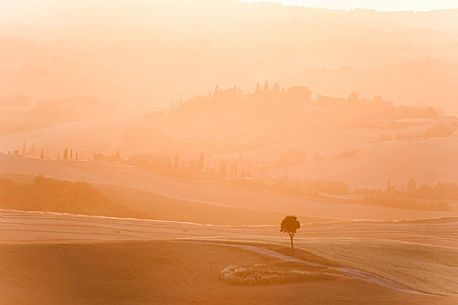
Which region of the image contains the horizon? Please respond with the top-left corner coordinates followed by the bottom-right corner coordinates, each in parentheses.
top-left (244, 0), bottom-right (458, 12)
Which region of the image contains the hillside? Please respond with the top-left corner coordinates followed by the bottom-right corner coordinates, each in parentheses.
top-left (0, 175), bottom-right (139, 218)
top-left (0, 174), bottom-right (325, 225)
top-left (1, 156), bottom-right (457, 221)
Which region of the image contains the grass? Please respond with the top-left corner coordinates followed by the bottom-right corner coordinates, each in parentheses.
top-left (220, 261), bottom-right (339, 285)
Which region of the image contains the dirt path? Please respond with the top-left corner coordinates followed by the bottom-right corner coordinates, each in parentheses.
top-left (335, 267), bottom-right (431, 295)
top-left (207, 242), bottom-right (434, 296)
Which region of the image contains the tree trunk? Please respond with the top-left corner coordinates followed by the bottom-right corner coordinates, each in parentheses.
top-left (290, 234), bottom-right (294, 249)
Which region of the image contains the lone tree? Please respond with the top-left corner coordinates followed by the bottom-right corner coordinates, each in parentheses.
top-left (280, 216), bottom-right (300, 249)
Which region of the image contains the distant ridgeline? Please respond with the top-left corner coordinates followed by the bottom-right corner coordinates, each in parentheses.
top-left (0, 175), bottom-right (453, 213)
top-left (32, 96), bottom-right (117, 123)
top-left (167, 84), bottom-right (438, 133)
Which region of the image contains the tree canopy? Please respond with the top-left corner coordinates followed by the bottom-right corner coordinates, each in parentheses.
top-left (280, 216), bottom-right (300, 249)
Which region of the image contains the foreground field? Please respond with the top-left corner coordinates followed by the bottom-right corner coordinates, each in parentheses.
top-left (2, 241), bottom-right (451, 305)
top-left (1, 210), bottom-right (457, 304)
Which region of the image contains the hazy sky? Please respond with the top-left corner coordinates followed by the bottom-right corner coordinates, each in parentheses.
top-left (1, 1), bottom-right (458, 22)
top-left (246, 0), bottom-right (458, 11)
